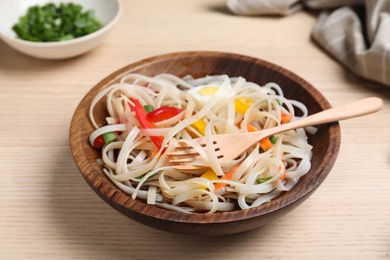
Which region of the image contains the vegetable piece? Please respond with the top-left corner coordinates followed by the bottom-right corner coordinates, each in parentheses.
top-left (151, 149), bottom-right (159, 159)
top-left (201, 169), bottom-right (219, 180)
top-left (247, 124), bottom-right (273, 152)
top-left (279, 163), bottom-right (287, 181)
top-left (246, 123), bottom-right (258, 133)
top-left (256, 163), bottom-right (286, 184)
top-left (135, 172), bottom-right (158, 180)
top-left (256, 176), bottom-right (272, 184)
top-left (93, 135), bottom-right (105, 148)
top-left (143, 105), bottom-right (154, 113)
top-left (214, 165), bottom-right (240, 192)
top-left (235, 97), bottom-right (254, 114)
top-left (128, 98), bottom-right (136, 111)
top-left (269, 135), bottom-right (277, 144)
top-left (189, 119), bottom-right (207, 136)
top-left (102, 131), bottom-right (117, 144)
top-left (260, 138), bottom-right (273, 152)
top-left (281, 111), bottom-right (293, 124)
top-left (147, 106), bottom-right (184, 123)
top-left (12, 3), bottom-right (103, 42)
top-left (133, 99), bottom-right (164, 149)
top-left (200, 170), bottom-right (219, 189)
top-left (93, 132), bottom-right (116, 148)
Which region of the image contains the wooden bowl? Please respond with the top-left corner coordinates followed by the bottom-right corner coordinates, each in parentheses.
top-left (69, 51), bottom-right (341, 236)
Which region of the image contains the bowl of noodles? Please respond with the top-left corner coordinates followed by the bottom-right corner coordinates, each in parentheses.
top-left (69, 51), bottom-right (341, 236)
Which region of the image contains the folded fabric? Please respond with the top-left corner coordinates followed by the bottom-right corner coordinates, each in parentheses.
top-left (226, 0), bottom-right (390, 87)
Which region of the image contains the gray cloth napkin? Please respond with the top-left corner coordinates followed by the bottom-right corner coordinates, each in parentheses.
top-left (226, 0), bottom-right (390, 87)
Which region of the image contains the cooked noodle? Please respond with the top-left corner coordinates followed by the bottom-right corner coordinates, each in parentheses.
top-left (89, 73), bottom-right (314, 213)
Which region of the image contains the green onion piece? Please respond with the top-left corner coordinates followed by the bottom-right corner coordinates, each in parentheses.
top-left (143, 104), bottom-right (154, 113)
top-left (102, 131), bottom-right (117, 144)
top-left (276, 99), bottom-right (281, 105)
top-left (136, 172), bottom-right (158, 179)
top-left (269, 136), bottom-right (277, 144)
top-left (256, 176), bottom-right (272, 184)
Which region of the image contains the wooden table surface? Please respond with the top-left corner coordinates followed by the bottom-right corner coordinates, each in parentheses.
top-left (1, 1), bottom-right (389, 259)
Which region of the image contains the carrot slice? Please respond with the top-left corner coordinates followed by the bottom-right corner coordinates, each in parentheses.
top-left (151, 149), bottom-right (159, 159)
top-left (278, 163), bottom-right (287, 181)
top-left (246, 123), bottom-right (259, 133)
top-left (214, 165), bottom-right (240, 192)
top-left (247, 124), bottom-right (273, 152)
top-left (281, 111), bottom-right (292, 124)
top-left (260, 138), bottom-right (273, 151)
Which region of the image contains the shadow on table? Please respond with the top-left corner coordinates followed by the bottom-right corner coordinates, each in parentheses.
top-left (0, 38), bottom-right (97, 72)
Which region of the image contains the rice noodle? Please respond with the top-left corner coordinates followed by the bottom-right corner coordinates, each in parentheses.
top-left (89, 74), bottom-right (315, 213)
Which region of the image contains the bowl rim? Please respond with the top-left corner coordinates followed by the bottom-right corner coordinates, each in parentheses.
top-left (0, 0), bottom-right (122, 47)
top-left (69, 51), bottom-right (341, 225)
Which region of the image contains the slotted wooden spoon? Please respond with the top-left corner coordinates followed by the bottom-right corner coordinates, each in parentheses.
top-left (169, 97), bottom-right (383, 170)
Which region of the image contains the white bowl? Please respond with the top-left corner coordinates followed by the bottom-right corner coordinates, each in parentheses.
top-left (0, 0), bottom-right (121, 59)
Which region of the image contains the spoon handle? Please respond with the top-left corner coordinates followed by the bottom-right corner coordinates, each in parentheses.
top-left (260, 97), bottom-right (383, 137)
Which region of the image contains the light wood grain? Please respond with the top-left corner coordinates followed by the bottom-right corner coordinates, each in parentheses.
top-left (1, 0), bottom-right (389, 258)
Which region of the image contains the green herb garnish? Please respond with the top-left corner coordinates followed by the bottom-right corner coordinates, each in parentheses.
top-left (12, 3), bottom-right (103, 42)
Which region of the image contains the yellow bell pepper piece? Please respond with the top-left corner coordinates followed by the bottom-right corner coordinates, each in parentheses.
top-left (235, 97), bottom-right (254, 114)
top-left (200, 169), bottom-right (219, 189)
top-left (190, 119), bottom-right (206, 136)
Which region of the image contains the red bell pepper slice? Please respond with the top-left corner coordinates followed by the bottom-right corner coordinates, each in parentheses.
top-left (147, 106), bottom-right (184, 123)
top-left (133, 99), bottom-right (164, 149)
top-left (128, 98), bottom-right (137, 111)
top-left (93, 135), bottom-right (105, 148)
